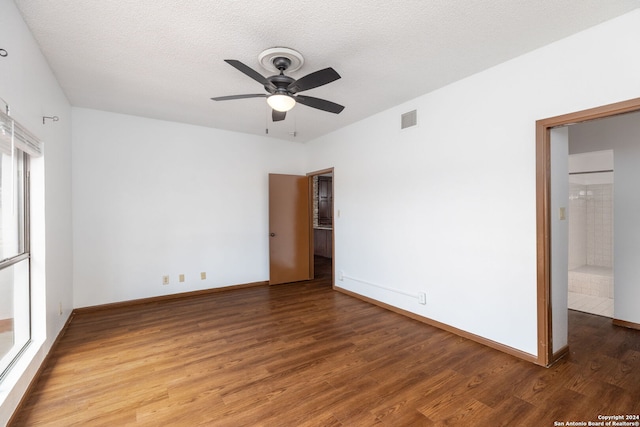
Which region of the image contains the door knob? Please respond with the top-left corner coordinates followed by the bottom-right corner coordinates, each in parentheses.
top-left (270, 233), bottom-right (276, 237)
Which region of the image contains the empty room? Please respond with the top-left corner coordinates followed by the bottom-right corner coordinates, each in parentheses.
top-left (1, 0), bottom-right (640, 425)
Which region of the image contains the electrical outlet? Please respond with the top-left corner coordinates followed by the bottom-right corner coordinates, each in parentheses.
top-left (59, 302), bottom-right (63, 315)
top-left (338, 270), bottom-right (344, 281)
top-left (418, 292), bottom-right (427, 305)
top-left (162, 275), bottom-right (170, 285)
top-left (179, 274), bottom-right (185, 283)
top-left (200, 272), bottom-right (206, 280)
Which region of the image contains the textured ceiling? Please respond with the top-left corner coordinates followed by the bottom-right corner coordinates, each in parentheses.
top-left (14, 0), bottom-right (640, 142)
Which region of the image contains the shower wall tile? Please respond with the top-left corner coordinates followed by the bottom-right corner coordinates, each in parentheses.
top-left (569, 183), bottom-right (588, 270)
top-left (586, 184), bottom-right (613, 268)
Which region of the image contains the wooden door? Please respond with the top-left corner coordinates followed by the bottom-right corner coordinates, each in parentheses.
top-left (269, 174), bottom-right (311, 285)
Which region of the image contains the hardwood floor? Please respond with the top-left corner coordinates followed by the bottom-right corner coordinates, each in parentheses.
top-left (10, 259), bottom-right (640, 426)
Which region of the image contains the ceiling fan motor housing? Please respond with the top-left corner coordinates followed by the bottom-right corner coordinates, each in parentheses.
top-left (272, 57), bottom-right (291, 71)
top-left (267, 72), bottom-right (295, 94)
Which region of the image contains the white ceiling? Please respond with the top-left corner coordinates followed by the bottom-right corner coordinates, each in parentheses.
top-left (14, 0), bottom-right (640, 142)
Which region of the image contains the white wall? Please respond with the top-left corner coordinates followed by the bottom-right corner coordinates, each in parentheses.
top-left (550, 127), bottom-right (569, 353)
top-left (0, 0), bottom-right (73, 422)
top-left (72, 108), bottom-right (307, 307)
top-left (569, 112), bottom-right (640, 325)
top-left (307, 9), bottom-right (640, 356)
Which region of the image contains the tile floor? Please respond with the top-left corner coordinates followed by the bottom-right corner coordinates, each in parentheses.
top-left (568, 291), bottom-right (613, 318)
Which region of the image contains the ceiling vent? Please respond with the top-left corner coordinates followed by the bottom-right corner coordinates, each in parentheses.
top-left (401, 110), bottom-right (417, 129)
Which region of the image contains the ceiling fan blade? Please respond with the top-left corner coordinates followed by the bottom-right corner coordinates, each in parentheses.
top-left (288, 68), bottom-right (341, 93)
top-left (295, 95), bottom-right (345, 114)
top-left (211, 94), bottom-right (267, 101)
top-left (224, 60), bottom-right (275, 91)
top-left (272, 109), bottom-right (286, 122)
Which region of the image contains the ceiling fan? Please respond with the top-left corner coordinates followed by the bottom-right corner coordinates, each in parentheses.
top-left (211, 49), bottom-right (344, 122)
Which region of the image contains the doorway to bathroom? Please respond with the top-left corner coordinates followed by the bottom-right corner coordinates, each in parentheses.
top-left (567, 151), bottom-right (614, 318)
top-left (536, 96), bottom-right (640, 367)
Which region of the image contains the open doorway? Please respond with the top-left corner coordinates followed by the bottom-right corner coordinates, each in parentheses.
top-left (567, 150), bottom-right (614, 318)
top-left (307, 168), bottom-right (334, 283)
top-left (536, 97), bottom-right (640, 366)
top-left (267, 169), bottom-right (334, 286)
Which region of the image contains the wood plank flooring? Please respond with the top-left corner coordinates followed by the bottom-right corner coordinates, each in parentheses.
top-left (10, 258), bottom-right (640, 426)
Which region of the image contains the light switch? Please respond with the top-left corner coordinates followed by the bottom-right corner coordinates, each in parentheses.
top-left (559, 207), bottom-right (566, 220)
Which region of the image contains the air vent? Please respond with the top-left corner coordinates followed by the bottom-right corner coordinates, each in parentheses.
top-left (401, 110), bottom-right (417, 129)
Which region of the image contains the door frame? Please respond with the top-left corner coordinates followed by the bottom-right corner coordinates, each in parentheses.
top-left (307, 167), bottom-right (335, 286)
top-left (536, 97), bottom-right (640, 366)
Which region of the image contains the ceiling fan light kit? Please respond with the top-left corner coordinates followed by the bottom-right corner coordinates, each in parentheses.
top-left (267, 94), bottom-right (296, 112)
top-left (211, 47), bottom-right (344, 122)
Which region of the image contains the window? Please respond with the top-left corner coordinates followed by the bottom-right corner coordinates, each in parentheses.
top-left (0, 108), bottom-right (38, 381)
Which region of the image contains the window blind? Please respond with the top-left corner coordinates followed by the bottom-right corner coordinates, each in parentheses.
top-left (0, 109), bottom-right (43, 157)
